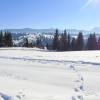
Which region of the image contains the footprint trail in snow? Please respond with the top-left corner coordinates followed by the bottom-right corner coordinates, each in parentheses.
top-left (70, 65), bottom-right (84, 100)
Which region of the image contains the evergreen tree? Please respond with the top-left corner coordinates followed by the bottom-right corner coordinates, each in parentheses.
top-left (97, 37), bottom-right (100, 50)
top-left (36, 37), bottom-right (42, 48)
top-left (59, 30), bottom-right (68, 51)
top-left (52, 29), bottom-right (59, 50)
top-left (4, 31), bottom-right (7, 46)
top-left (67, 34), bottom-right (71, 50)
top-left (86, 34), bottom-right (92, 50)
top-left (0, 31), bottom-right (3, 47)
top-left (4, 31), bottom-right (13, 47)
top-left (87, 33), bottom-right (97, 50)
top-left (71, 37), bottom-right (76, 51)
top-left (63, 30), bottom-right (68, 50)
top-left (76, 32), bottom-right (84, 50)
top-left (92, 33), bottom-right (97, 50)
top-left (46, 43), bottom-right (49, 49)
top-left (23, 38), bottom-right (29, 47)
top-left (59, 33), bottom-right (64, 51)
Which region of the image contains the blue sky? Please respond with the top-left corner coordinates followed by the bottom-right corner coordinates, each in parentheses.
top-left (0, 0), bottom-right (99, 30)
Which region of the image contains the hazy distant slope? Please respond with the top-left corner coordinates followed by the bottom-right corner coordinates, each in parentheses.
top-left (2, 28), bottom-right (91, 34)
top-left (91, 27), bottom-right (100, 33)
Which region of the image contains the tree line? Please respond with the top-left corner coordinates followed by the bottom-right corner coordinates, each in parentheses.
top-left (0, 29), bottom-right (99, 51)
top-left (0, 31), bottom-right (13, 47)
top-left (51, 29), bottom-right (99, 51)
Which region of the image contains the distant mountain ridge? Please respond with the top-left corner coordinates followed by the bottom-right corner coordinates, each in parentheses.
top-left (1, 27), bottom-right (100, 34)
top-left (2, 28), bottom-right (55, 33)
top-left (91, 27), bottom-right (100, 33)
top-left (1, 28), bottom-right (90, 34)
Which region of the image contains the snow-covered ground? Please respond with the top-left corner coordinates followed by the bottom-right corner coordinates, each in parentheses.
top-left (0, 48), bottom-right (100, 100)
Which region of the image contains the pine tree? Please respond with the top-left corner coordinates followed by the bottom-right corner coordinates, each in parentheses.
top-left (86, 34), bottom-right (92, 50)
top-left (4, 31), bottom-right (13, 47)
top-left (0, 31), bottom-right (3, 47)
top-left (23, 38), bottom-right (29, 47)
top-left (92, 33), bottom-right (97, 50)
top-left (52, 29), bottom-right (59, 50)
top-left (46, 43), bottom-right (49, 49)
top-left (76, 32), bottom-right (84, 50)
top-left (71, 37), bottom-right (76, 51)
top-left (67, 34), bottom-right (71, 50)
top-left (4, 31), bottom-right (8, 46)
top-left (59, 33), bottom-right (64, 51)
top-left (63, 30), bottom-right (68, 50)
top-left (59, 30), bottom-right (68, 51)
top-left (87, 34), bottom-right (97, 50)
top-left (97, 37), bottom-right (100, 50)
top-left (36, 37), bottom-right (42, 48)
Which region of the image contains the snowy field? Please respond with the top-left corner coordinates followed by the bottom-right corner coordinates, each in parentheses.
top-left (0, 48), bottom-right (100, 100)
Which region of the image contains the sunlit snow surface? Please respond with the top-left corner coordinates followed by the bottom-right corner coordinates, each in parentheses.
top-left (0, 48), bottom-right (100, 100)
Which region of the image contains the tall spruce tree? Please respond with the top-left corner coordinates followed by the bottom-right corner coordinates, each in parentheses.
top-left (76, 32), bottom-right (84, 50)
top-left (92, 33), bottom-right (97, 50)
top-left (0, 31), bottom-right (3, 47)
top-left (4, 31), bottom-right (13, 47)
top-left (87, 34), bottom-right (97, 50)
top-left (59, 33), bottom-right (64, 51)
top-left (23, 38), bottom-right (29, 47)
top-left (71, 37), bottom-right (76, 51)
top-left (67, 34), bottom-right (71, 50)
top-left (52, 29), bottom-right (59, 50)
top-left (63, 30), bottom-right (68, 50)
top-left (98, 37), bottom-right (100, 50)
top-left (59, 30), bottom-right (68, 51)
top-left (87, 34), bottom-right (92, 50)
top-left (36, 37), bottom-right (42, 48)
